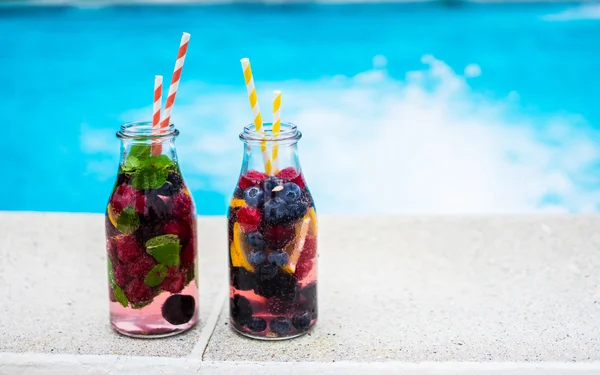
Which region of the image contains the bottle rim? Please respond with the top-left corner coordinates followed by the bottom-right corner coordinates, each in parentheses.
top-left (117, 121), bottom-right (179, 140)
top-left (240, 122), bottom-right (302, 143)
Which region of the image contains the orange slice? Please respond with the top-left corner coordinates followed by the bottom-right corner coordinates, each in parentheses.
top-left (230, 222), bottom-right (254, 272)
top-left (230, 199), bottom-right (247, 208)
top-left (282, 215), bottom-right (311, 274)
top-left (107, 203), bottom-right (119, 228)
top-left (308, 207), bottom-right (318, 236)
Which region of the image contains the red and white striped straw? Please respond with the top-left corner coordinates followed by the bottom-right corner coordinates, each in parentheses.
top-left (151, 75), bottom-right (163, 156)
top-left (160, 32), bottom-right (190, 130)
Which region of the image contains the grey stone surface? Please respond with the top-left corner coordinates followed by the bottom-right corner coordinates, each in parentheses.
top-left (203, 215), bottom-right (600, 362)
top-left (0, 212), bottom-right (227, 357)
top-left (2, 213), bottom-right (600, 363)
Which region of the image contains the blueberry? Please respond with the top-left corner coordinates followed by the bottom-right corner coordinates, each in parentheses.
top-left (268, 250), bottom-right (289, 266)
top-left (231, 267), bottom-right (255, 291)
top-left (270, 317), bottom-right (292, 335)
top-left (263, 198), bottom-right (288, 225)
top-left (277, 182), bottom-right (301, 204)
top-left (230, 295), bottom-right (253, 326)
top-left (246, 317), bottom-right (267, 332)
top-left (292, 311), bottom-right (313, 330)
top-left (287, 201), bottom-right (308, 221)
top-left (257, 263), bottom-right (279, 281)
top-left (243, 186), bottom-right (264, 207)
top-left (249, 250), bottom-right (266, 265)
top-left (162, 295), bottom-right (195, 325)
top-left (264, 177), bottom-right (281, 196)
top-left (246, 231), bottom-right (265, 250)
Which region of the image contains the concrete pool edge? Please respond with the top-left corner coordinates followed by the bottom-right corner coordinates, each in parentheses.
top-left (2, 353), bottom-right (600, 375)
top-left (2, 213), bottom-right (600, 367)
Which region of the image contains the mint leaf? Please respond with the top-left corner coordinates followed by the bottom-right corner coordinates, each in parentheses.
top-left (112, 285), bottom-right (129, 307)
top-left (146, 234), bottom-right (181, 266)
top-left (131, 299), bottom-right (153, 309)
top-left (122, 155), bottom-right (141, 173)
top-left (116, 206), bottom-right (139, 235)
top-left (144, 264), bottom-right (168, 287)
top-left (107, 259), bottom-right (128, 307)
top-left (141, 155), bottom-right (173, 170)
top-left (122, 145), bottom-right (150, 173)
top-left (130, 145), bottom-right (151, 159)
top-left (132, 168), bottom-right (168, 190)
top-left (186, 266), bottom-right (195, 286)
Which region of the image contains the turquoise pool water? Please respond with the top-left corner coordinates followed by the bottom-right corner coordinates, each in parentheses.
top-left (2, 3), bottom-right (600, 214)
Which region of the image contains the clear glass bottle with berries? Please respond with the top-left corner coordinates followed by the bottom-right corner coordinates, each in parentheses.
top-left (228, 122), bottom-right (318, 340)
top-left (106, 121), bottom-right (198, 338)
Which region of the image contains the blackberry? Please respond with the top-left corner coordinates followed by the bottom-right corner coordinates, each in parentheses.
top-left (162, 294), bottom-right (195, 325)
top-left (231, 267), bottom-right (256, 291)
top-left (230, 295), bottom-right (253, 326)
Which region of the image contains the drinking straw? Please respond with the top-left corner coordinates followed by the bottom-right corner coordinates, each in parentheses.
top-left (161, 32), bottom-right (191, 130)
top-left (240, 58), bottom-right (271, 174)
top-left (271, 90), bottom-right (282, 173)
top-left (153, 32), bottom-right (191, 155)
top-left (151, 75), bottom-right (163, 156)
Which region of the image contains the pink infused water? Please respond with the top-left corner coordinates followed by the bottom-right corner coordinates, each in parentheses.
top-left (106, 122), bottom-right (198, 338)
top-left (228, 167), bottom-right (318, 339)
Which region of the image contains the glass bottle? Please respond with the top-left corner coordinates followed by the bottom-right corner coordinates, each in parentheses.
top-left (105, 121), bottom-right (198, 338)
top-left (228, 122), bottom-right (318, 340)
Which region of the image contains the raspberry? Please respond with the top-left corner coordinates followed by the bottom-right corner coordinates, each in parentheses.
top-left (295, 236), bottom-right (317, 280)
top-left (161, 268), bottom-right (186, 293)
top-left (294, 259), bottom-right (313, 280)
top-left (124, 279), bottom-right (154, 305)
top-left (127, 255), bottom-right (156, 279)
top-left (301, 235), bottom-right (317, 260)
top-left (264, 224), bottom-right (295, 249)
top-left (276, 167), bottom-right (306, 189)
top-left (163, 219), bottom-right (191, 244)
top-left (238, 170), bottom-right (266, 190)
top-left (236, 206), bottom-right (262, 232)
top-left (107, 237), bottom-right (118, 261)
top-left (133, 194), bottom-right (146, 214)
top-left (110, 185), bottom-right (137, 213)
top-left (116, 235), bottom-right (143, 263)
top-left (276, 167), bottom-right (298, 180)
top-left (180, 238), bottom-right (195, 266)
top-left (114, 263), bottom-right (130, 287)
top-left (172, 193), bottom-right (193, 218)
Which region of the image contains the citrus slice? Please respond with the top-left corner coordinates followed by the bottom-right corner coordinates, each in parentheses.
top-left (230, 222), bottom-right (254, 272)
top-left (308, 207), bottom-right (317, 236)
top-left (107, 203), bottom-right (119, 228)
top-left (282, 215), bottom-right (310, 274)
top-left (230, 199), bottom-right (247, 208)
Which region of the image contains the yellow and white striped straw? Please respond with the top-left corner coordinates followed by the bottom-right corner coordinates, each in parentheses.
top-left (271, 90), bottom-right (282, 173)
top-left (240, 58), bottom-right (271, 174)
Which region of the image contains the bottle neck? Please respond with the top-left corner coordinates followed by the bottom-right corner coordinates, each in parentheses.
top-left (117, 121), bottom-right (180, 167)
top-left (241, 141), bottom-right (301, 176)
top-left (239, 121), bottom-right (303, 176)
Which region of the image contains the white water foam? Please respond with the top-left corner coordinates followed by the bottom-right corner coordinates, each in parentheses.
top-left (543, 4), bottom-right (600, 21)
top-left (83, 55), bottom-right (600, 214)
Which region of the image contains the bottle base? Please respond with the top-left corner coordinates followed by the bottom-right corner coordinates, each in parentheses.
top-left (111, 320), bottom-right (197, 339)
top-left (230, 323), bottom-right (315, 341)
